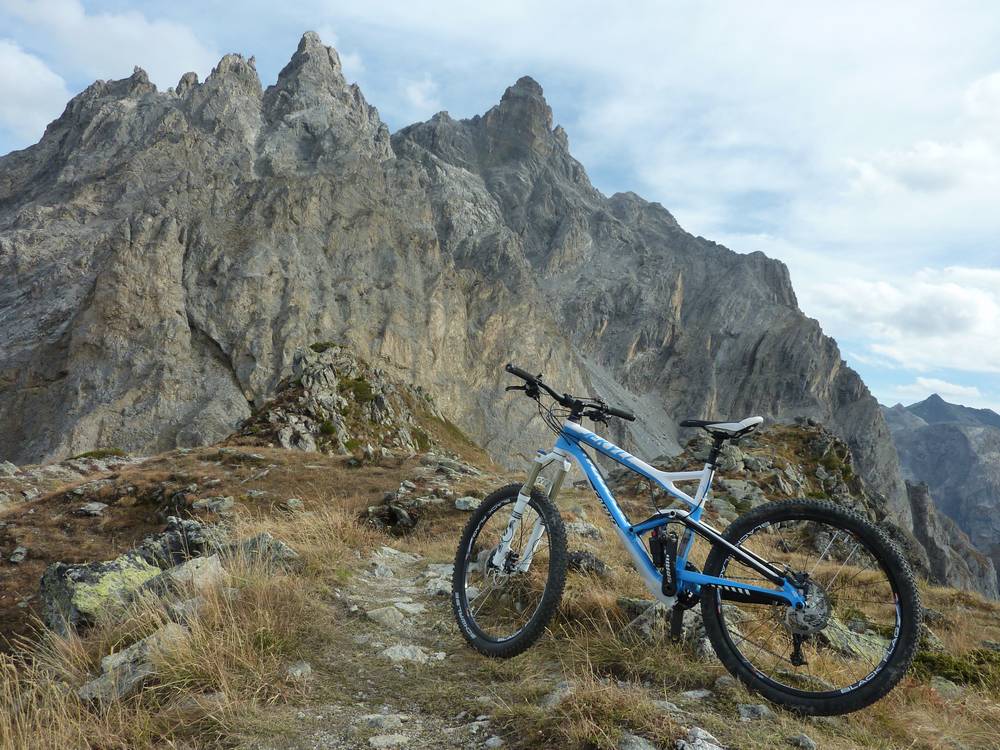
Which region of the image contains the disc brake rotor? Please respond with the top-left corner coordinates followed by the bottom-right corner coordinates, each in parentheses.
top-left (784, 582), bottom-right (832, 635)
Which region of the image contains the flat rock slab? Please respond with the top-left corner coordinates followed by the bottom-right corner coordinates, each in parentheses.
top-left (380, 643), bottom-right (445, 664)
top-left (80, 622), bottom-right (188, 703)
top-left (367, 606), bottom-right (408, 629)
top-left (143, 554), bottom-right (226, 595)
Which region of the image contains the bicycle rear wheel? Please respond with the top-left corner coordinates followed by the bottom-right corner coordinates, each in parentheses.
top-left (452, 483), bottom-right (567, 658)
top-left (701, 499), bottom-right (921, 715)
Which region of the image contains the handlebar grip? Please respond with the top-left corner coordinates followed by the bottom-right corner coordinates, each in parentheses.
top-left (606, 405), bottom-right (636, 421)
top-left (505, 363), bottom-right (536, 382)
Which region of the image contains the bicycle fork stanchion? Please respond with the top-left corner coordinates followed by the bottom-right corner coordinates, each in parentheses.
top-left (491, 450), bottom-right (571, 571)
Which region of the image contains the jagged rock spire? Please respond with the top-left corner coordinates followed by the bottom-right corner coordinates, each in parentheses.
top-left (260, 32), bottom-right (391, 168)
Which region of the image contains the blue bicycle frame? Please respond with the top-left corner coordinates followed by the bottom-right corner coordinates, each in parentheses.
top-left (492, 419), bottom-right (805, 610)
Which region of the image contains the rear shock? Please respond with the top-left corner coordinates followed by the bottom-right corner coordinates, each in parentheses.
top-left (649, 528), bottom-right (679, 597)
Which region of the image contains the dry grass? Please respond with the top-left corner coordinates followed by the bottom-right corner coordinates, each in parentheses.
top-left (2, 441), bottom-right (1000, 749)
top-left (0, 501), bottom-right (378, 750)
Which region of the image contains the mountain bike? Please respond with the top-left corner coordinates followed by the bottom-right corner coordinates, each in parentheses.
top-left (451, 364), bottom-right (921, 715)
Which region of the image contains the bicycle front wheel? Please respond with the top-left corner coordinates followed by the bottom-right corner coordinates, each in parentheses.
top-left (451, 483), bottom-right (567, 658)
top-left (701, 499), bottom-right (921, 715)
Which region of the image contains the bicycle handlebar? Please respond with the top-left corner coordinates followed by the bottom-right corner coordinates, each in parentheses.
top-left (504, 363), bottom-right (636, 422)
top-left (605, 404), bottom-right (636, 422)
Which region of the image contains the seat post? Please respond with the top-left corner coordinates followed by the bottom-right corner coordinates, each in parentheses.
top-left (706, 435), bottom-right (726, 469)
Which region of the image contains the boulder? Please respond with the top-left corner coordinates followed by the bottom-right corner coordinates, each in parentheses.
top-left (40, 551), bottom-right (161, 634)
top-left (142, 554), bottom-right (226, 595)
top-left (135, 516), bottom-right (223, 569)
top-left (191, 496), bottom-right (235, 514)
top-left (817, 616), bottom-right (889, 662)
top-left (566, 550), bottom-right (609, 577)
top-left (675, 727), bottom-right (725, 750)
top-left (77, 623), bottom-right (187, 702)
top-left (218, 532), bottom-right (300, 568)
top-left (566, 521), bottom-right (602, 540)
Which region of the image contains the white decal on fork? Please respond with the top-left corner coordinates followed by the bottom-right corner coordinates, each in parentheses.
top-left (491, 491), bottom-right (531, 568)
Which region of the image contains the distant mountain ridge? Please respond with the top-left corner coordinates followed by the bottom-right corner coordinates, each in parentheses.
top-left (901, 393), bottom-right (1000, 430)
top-left (884, 394), bottom-right (1000, 593)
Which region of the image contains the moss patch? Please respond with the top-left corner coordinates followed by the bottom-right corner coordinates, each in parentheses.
top-left (914, 648), bottom-right (1000, 692)
top-left (309, 341), bottom-right (339, 353)
top-left (72, 448), bottom-right (126, 460)
top-left (340, 377), bottom-right (376, 404)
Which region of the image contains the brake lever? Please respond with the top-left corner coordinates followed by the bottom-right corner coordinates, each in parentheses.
top-left (505, 385), bottom-right (526, 392)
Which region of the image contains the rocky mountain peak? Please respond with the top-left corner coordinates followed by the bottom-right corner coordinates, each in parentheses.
top-left (205, 53), bottom-right (261, 87)
top-left (275, 31), bottom-right (347, 91)
top-left (260, 32), bottom-right (391, 169)
top-left (476, 74), bottom-right (563, 162)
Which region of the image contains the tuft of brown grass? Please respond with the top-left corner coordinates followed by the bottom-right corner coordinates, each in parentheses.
top-left (0, 503), bottom-right (376, 749)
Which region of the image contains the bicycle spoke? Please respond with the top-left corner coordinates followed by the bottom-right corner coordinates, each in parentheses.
top-left (458, 496), bottom-right (552, 641)
top-left (716, 515), bottom-right (900, 696)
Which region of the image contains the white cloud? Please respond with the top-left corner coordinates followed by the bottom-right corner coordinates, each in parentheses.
top-left (401, 74), bottom-right (440, 116)
top-left (0, 39), bottom-right (70, 140)
top-left (1, 0), bottom-right (219, 89)
top-left (802, 266), bottom-right (1000, 375)
top-left (893, 377), bottom-right (982, 402)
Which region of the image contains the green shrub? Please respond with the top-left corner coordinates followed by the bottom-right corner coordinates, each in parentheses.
top-left (914, 648), bottom-right (1000, 689)
top-left (72, 448), bottom-right (126, 459)
top-left (309, 341), bottom-right (338, 353)
top-left (412, 426), bottom-right (431, 452)
top-left (341, 377), bottom-right (376, 403)
top-left (319, 420), bottom-right (337, 436)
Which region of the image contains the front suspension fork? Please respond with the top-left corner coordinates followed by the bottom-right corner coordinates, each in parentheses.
top-left (490, 450), bottom-right (570, 572)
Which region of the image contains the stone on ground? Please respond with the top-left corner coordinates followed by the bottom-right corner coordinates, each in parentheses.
top-left (787, 733), bottom-right (817, 750)
top-left (40, 551), bottom-right (161, 634)
top-left (619, 731), bottom-right (656, 749)
top-left (78, 622), bottom-right (188, 703)
top-left (143, 554), bottom-right (225, 595)
top-left (380, 643), bottom-right (443, 664)
top-left (454, 496), bottom-right (479, 511)
top-left (367, 606), bottom-right (407, 629)
top-left (738, 703), bottom-right (775, 721)
top-left (368, 733), bottom-right (410, 748)
top-left (675, 726), bottom-right (725, 750)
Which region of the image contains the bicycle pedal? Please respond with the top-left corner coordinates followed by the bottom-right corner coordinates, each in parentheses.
top-left (669, 604), bottom-right (685, 643)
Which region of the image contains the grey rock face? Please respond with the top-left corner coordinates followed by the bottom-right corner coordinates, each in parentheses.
top-left (886, 396), bottom-right (1000, 593)
top-left (907, 481), bottom-right (998, 598)
top-left (0, 33), bottom-right (905, 529)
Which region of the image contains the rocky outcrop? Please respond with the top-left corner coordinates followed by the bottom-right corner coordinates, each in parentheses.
top-left (0, 33), bottom-right (905, 531)
top-left (906, 481), bottom-right (998, 599)
top-left (233, 343), bottom-right (436, 455)
top-left (885, 395), bottom-right (1000, 592)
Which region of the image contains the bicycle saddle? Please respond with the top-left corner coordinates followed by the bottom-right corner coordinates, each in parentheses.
top-left (679, 416), bottom-right (763, 437)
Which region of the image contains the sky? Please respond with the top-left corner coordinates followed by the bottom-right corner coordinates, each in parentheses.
top-left (1, 1), bottom-right (999, 412)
